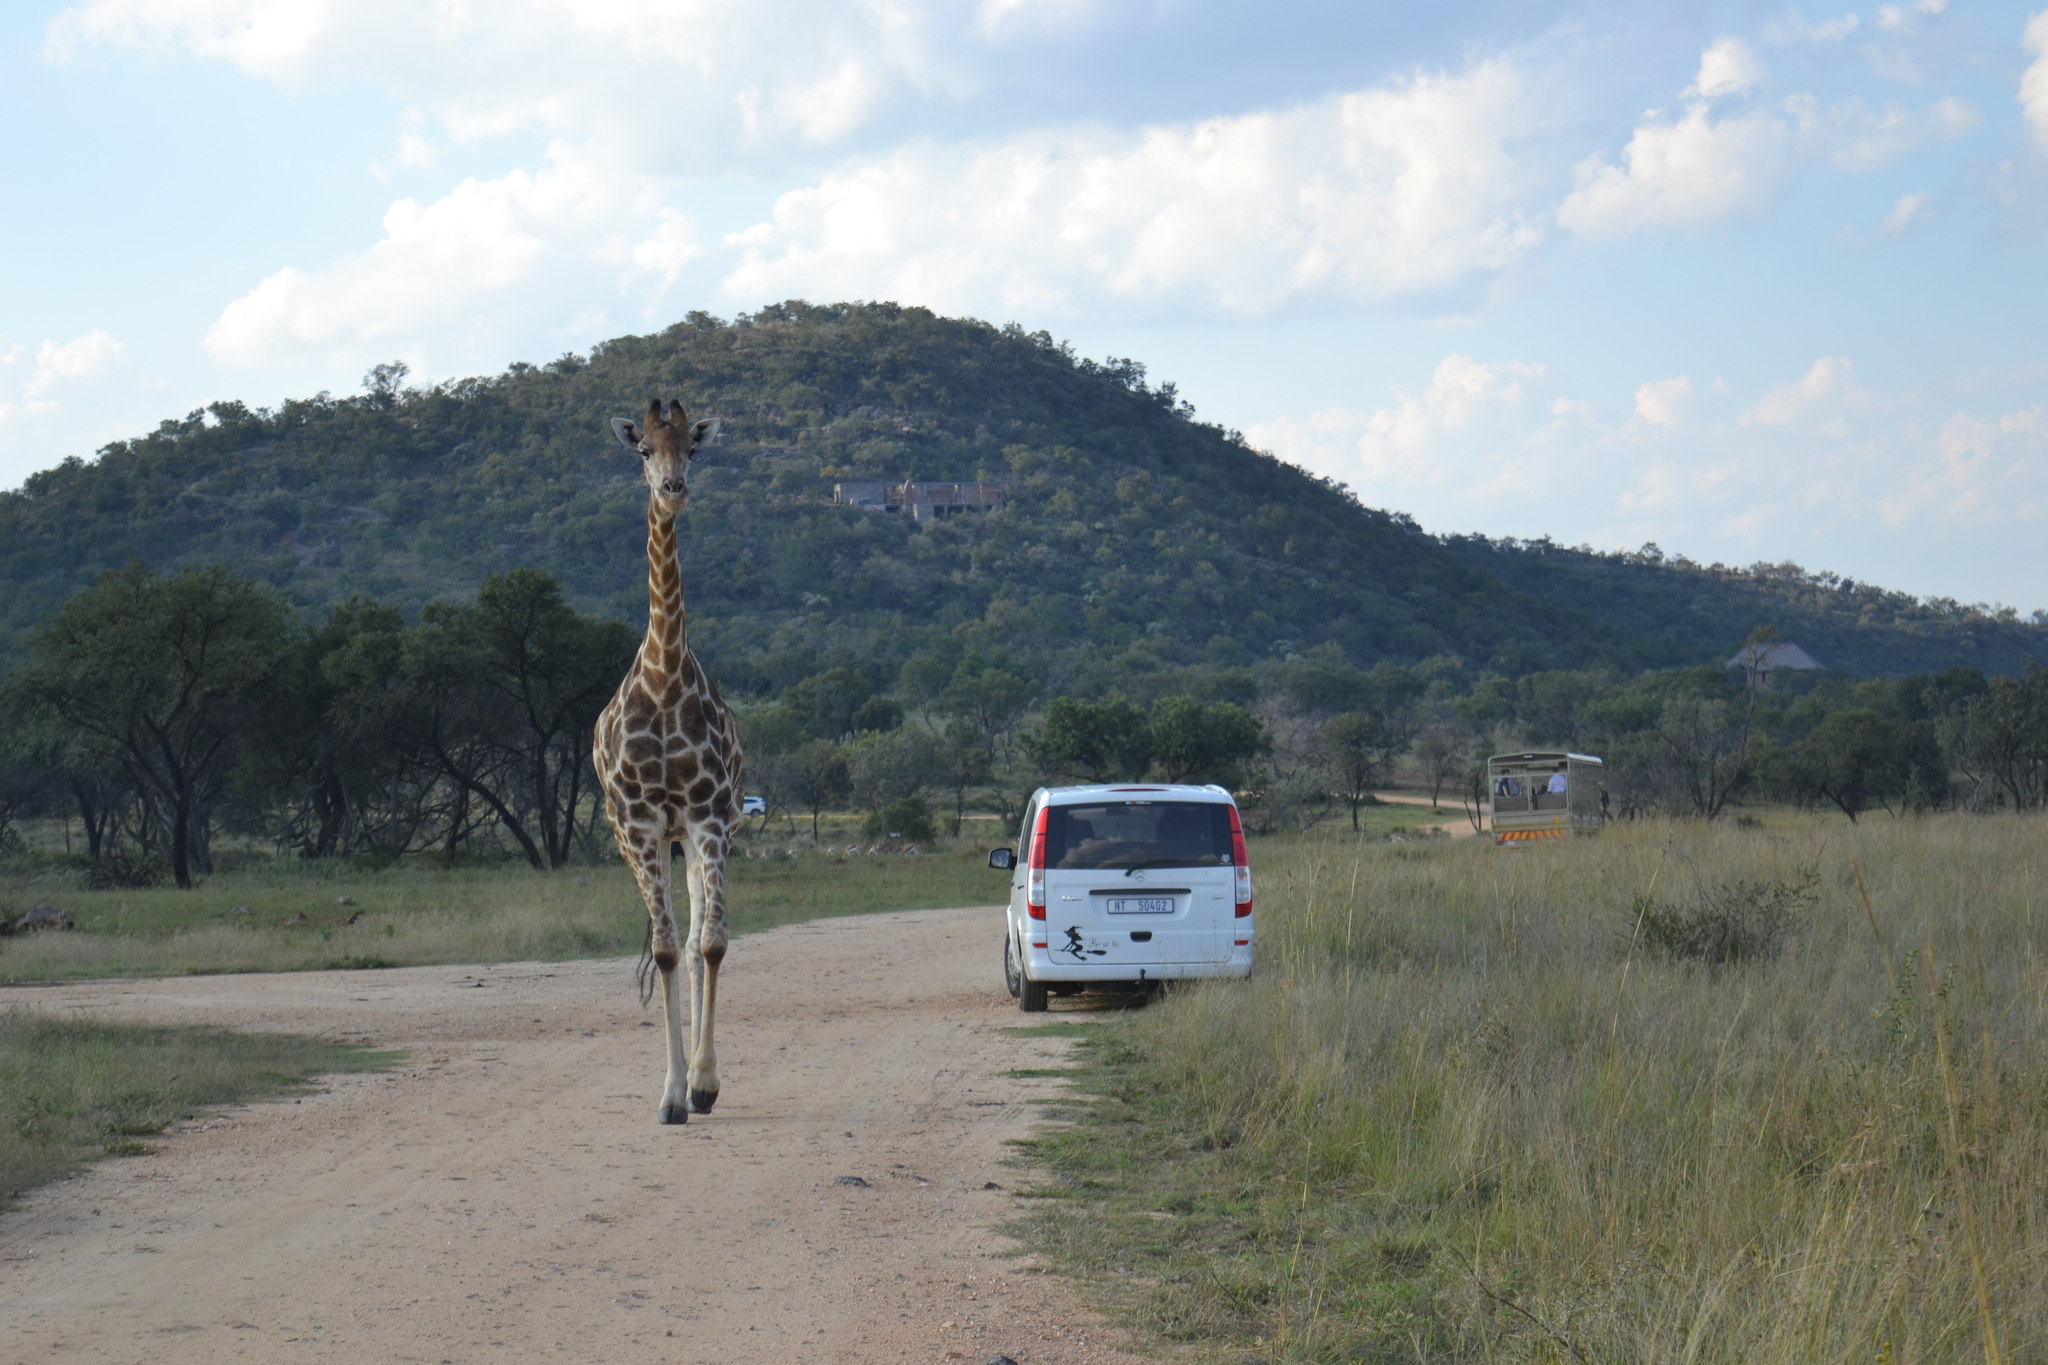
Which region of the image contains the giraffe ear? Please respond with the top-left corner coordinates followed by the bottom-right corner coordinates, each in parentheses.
top-left (689, 418), bottom-right (719, 451)
top-left (611, 418), bottom-right (642, 452)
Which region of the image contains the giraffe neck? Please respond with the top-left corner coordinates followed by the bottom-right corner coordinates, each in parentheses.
top-left (644, 501), bottom-right (688, 672)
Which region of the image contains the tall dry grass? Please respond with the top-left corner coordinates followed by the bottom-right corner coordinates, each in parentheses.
top-left (1114, 814), bottom-right (2048, 1362)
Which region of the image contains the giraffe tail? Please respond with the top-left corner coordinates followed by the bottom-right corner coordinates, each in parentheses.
top-left (636, 915), bottom-right (658, 1008)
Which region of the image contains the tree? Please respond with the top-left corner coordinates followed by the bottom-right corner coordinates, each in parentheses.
top-left (1324, 711), bottom-right (1399, 830)
top-left (1039, 695), bottom-right (1150, 782)
top-left (1946, 663), bottom-right (2048, 812)
top-left (1783, 707), bottom-right (1908, 821)
top-left (1515, 670), bottom-right (1612, 747)
top-left (318, 596), bottom-right (442, 855)
top-left (738, 703), bottom-right (811, 760)
top-left (0, 688), bottom-right (129, 858)
top-left (936, 652), bottom-right (1037, 768)
top-left (848, 725), bottom-right (948, 814)
top-left (19, 562), bottom-right (292, 887)
top-left (1648, 693), bottom-right (1755, 820)
top-left (403, 569), bottom-right (635, 869)
top-left (784, 667), bottom-right (874, 740)
top-left (244, 596), bottom-right (405, 858)
top-left (1413, 715), bottom-right (1474, 808)
top-left (937, 716), bottom-right (992, 836)
top-left (1277, 643), bottom-right (1374, 718)
top-left (1150, 696), bottom-right (1268, 785)
top-left (786, 739), bottom-right (850, 838)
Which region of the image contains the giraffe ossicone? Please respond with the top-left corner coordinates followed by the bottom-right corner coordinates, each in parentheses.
top-left (594, 397), bottom-right (741, 1125)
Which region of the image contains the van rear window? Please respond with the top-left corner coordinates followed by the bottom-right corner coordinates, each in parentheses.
top-left (1046, 802), bottom-right (1233, 870)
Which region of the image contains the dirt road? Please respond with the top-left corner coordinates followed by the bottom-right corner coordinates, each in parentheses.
top-left (0, 908), bottom-right (1148, 1365)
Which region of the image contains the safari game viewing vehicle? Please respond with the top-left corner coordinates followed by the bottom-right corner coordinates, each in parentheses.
top-left (1487, 751), bottom-right (1606, 846)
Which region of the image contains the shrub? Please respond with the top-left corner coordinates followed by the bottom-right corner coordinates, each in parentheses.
top-left (862, 796), bottom-right (935, 843)
top-left (1631, 866), bottom-right (1818, 966)
top-left (80, 848), bottom-right (168, 891)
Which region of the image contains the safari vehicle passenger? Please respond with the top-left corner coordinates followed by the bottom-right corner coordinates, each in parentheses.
top-left (988, 784), bottom-right (1253, 1012)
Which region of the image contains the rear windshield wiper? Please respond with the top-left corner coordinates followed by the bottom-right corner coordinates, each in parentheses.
top-left (1120, 858), bottom-right (1217, 875)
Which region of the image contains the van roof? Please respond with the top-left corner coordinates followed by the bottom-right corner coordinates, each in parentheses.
top-left (1037, 783), bottom-right (1237, 804)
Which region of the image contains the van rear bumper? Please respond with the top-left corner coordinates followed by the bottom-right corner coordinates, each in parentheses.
top-left (1024, 947), bottom-right (1252, 983)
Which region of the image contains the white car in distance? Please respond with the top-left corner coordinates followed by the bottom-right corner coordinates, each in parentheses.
top-left (989, 784), bottom-right (1253, 1012)
top-left (741, 794), bottom-right (767, 817)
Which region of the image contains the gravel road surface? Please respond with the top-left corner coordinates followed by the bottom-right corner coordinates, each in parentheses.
top-left (0, 907), bottom-right (1147, 1365)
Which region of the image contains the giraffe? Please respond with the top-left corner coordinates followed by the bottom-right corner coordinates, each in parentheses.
top-left (595, 398), bottom-right (741, 1125)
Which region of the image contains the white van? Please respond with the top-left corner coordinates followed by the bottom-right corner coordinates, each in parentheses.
top-left (988, 784), bottom-right (1253, 1012)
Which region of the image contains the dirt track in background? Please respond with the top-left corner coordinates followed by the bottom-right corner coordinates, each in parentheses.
top-left (0, 908), bottom-right (1148, 1365)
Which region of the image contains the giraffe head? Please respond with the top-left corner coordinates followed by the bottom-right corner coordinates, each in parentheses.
top-left (611, 399), bottom-right (717, 511)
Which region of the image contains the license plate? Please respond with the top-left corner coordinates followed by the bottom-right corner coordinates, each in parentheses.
top-left (1105, 897), bottom-right (1174, 915)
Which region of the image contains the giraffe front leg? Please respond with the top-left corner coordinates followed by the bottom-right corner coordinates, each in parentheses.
top-left (636, 838), bottom-right (691, 1125)
top-left (683, 846), bottom-right (728, 1113)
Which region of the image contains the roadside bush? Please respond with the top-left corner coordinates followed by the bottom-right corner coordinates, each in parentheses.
top-left (862, 796), bottom-right (935, 843)
top-left (1631, 866), bottom-right (1818, 966)
top-left (80, 848), bottom-right (168, 891)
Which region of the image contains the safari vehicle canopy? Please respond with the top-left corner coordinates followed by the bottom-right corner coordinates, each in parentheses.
top-left (1487, 752), bottom-right (1605, 845)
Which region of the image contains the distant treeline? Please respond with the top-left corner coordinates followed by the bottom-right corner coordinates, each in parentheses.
top-left (2, 561), bottom-right (2043, 888)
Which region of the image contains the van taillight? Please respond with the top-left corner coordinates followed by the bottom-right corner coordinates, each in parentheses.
top-left (1227, 804), bottom-right (1252, 917)
top-left (1026, 805), bottom-right (1049, 919)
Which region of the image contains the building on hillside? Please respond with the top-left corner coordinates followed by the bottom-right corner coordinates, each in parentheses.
top-left (832, 480), bottom-right (1005, 522)
top-left (1726, 641), bottom-right (1824, 689)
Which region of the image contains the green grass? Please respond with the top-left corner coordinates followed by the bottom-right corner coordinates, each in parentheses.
top-left (1009, 811), bottom-right (2048, 1364)
top-left (0, 1010), bottom-right (399, 1207)
top-left (0, 831), bottom-right (1002, 982)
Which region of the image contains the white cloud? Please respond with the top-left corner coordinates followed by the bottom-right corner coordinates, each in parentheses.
top-left (1876, 190), bottom-right (1931, 235)
top-left (722, 58), bottom-right (1554, 315)
top-left (974, 0), bottom-right (1101, 39)
top-left (1634, 376), bottom-right (1693, 425)
top-left (1692, 38), bottom-right (1766, 99)
top-left (1877, 401), bottom-right (2047, 525)
top-left (21, 329), bottom-right (128, 397)
top-left (1243, 354), bottom-right (2048, 608)
top-left (1876, 0), bottom-right (1947, 31)
top-left (1739, 355), bottom-right (1872, 427)
top-left (1830, 97), bottom-right (1976, 170)
top-left (45, 0), bottom-right (977, 165)
top-left (1560, 85), bottom-right (1975, 238)
top-left (46, 0), bottom-right (328, 75)
top-left (1243, 353), bottom-right (1551, 508)
top-left (204, 144), bottom-right (691, 367)
top-left (1559, 101), bottom-right (1808, 237)
top-left (369, 130), bottom-right (437, 181)
top-left (0, 329), bottom-right (137, 468)
top-left (632, 208), bottom-right (703, 285)
top-left (1768, 11), bottom-right (1860, 43)
top-left (2023, 10), bottom-right (2048, 156)
top-left (1358, 354), bottom-right (1545, 466)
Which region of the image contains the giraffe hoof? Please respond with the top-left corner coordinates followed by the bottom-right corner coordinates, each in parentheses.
top-left (657, 1103), bottom-right (689, 1125)
top-left (688, 1088), bottom-right (719, 1114)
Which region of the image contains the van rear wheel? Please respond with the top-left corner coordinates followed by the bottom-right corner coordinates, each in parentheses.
top-left (1003, 936), bottom-right (1022, 999)
top-left (1018, 971), bottom-right (1049, 1013)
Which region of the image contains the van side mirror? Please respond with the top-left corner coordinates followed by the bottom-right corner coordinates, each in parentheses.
top-left (988, 848), bottom-right (1016, 871)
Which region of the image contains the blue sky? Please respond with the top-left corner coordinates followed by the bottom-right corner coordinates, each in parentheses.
top-left (3, 0), bottom-right (2046, 613)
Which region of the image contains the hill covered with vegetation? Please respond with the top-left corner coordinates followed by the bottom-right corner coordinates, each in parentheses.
top-left (3, 300), bottom-right (2038, 687)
